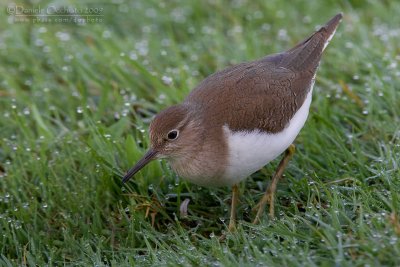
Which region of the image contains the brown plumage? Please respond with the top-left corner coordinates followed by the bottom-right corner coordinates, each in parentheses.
top-left (185, 13), bottom-right (342, 134)
top-left (123, 13), bottom-right (342, 187)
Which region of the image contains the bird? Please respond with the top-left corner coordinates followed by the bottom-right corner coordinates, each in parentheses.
top-left (122, 13), bottom-right (343, 230)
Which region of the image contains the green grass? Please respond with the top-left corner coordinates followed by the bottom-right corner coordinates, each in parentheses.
top-left (1, 0), bottom-right (400, 266)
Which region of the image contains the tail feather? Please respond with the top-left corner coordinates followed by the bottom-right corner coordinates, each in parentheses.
top-left (281, 13), bottom-right (343, 71)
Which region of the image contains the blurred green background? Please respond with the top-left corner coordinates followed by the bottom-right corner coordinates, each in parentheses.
top-left (0, 0), bottom-right (399, 266)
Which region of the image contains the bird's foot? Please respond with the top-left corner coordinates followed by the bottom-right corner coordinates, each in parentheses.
top-left (252, 144), bottom-right (295, 224)
top-left (228, 219), bottom-right (236, 232)
top-left (252, 190), bottom-right (274, 224)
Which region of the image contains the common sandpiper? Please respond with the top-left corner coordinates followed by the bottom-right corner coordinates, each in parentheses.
top-left (122, 13), bottom-right (343, 230)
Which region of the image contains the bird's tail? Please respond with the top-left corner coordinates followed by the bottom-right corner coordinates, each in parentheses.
top-left (281, 13), bottom-right (343, 71)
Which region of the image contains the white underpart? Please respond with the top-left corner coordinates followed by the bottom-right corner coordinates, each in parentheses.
top-left (323, 28), bottom-right (337, 51)
top-left (222, 86), bottom-right (314, 186)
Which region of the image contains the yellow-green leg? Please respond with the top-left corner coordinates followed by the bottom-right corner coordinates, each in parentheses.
top-left (228, 184), bottom-right (239, 231)
top-left (253, 144), bottom-right (296, 224)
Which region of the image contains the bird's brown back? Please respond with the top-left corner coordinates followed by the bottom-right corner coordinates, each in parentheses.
top-left (185, 14), bottom-right (342, 134)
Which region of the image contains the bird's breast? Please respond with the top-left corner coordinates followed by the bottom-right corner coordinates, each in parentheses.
top-left (167, 135), bottom-right (229, 187)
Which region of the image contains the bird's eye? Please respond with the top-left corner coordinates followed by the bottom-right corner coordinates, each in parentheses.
top-left (167, 130), bottom-right (179, 140)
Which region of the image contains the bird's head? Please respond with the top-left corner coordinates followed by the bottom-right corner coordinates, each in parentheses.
top-left (122, 104), bottom-right (202, 182)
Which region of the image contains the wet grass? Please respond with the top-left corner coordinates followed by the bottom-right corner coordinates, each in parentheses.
top-left (1, 0), bottom-right (400, 266)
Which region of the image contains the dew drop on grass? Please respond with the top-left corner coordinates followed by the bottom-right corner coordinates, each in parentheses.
top-left (121, 109), bottom-right (128, 117)
top-left (76, 107), bottom-right (83, 114)
top-left (38, 26), bottom-right (47, 33)
top-left (362, 110), bottom-right (369, 115)
top-left (278, 29), bottom-right (289, 41)
top-left (35, 39), bottom-right (44, 46)
top-left (129, 51), bottom-right (138, 60)
top-left (390, 237), bottom-right (398, 245)
top-left (102, 30), bottom-right (111, 39)
top-left (14, 220), bottom-right (22, 229)
top-left (64, 55), bottom-right (74, 62)
top-left (135, 40), bottom-right (149, 56)
top-left (162, 75), bottom-right (173, 85)
top-left (23, 80), bottom-right (31, 87)
top-left (55, 32), bottom-right (70, 41)
top-left (72, 91), bottom-right (80, 97)
top-left (42, 203), bottom-right (48, 209)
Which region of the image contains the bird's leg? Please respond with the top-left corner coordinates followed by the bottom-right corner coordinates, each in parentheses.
top-left (228, 184), bottom-right (239, 231)
top-left (253, 144), bottom-right (295, 224)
